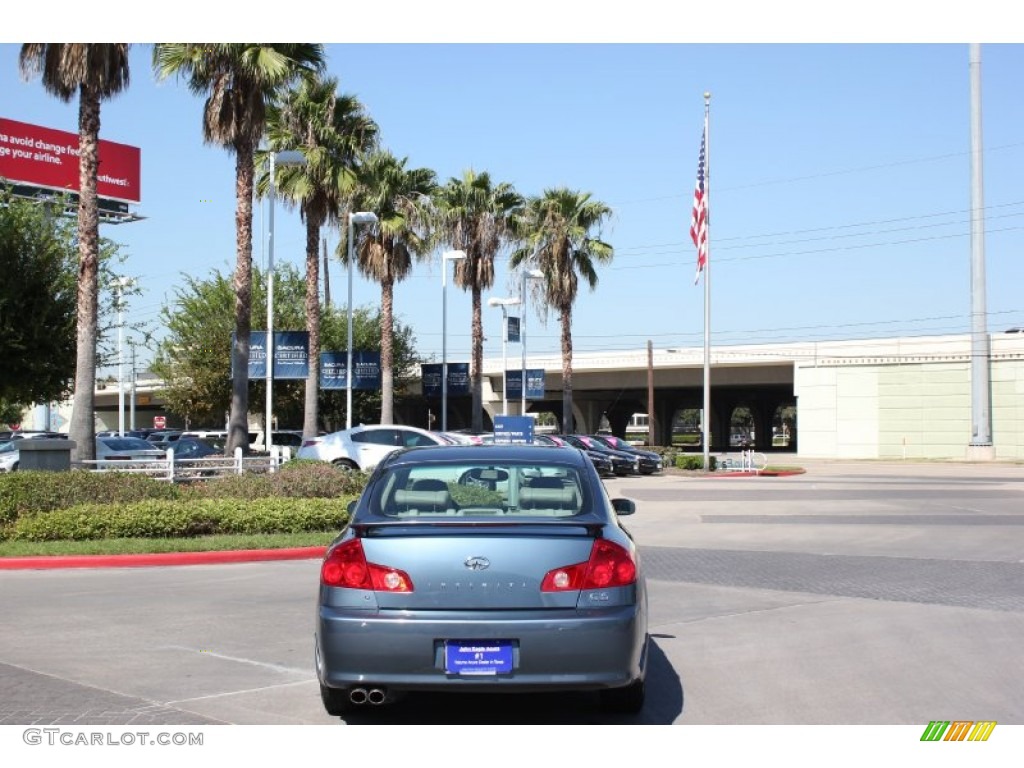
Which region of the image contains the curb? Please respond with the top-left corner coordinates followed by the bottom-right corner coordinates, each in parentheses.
top-left (0, 545), bottom-right (328, 571)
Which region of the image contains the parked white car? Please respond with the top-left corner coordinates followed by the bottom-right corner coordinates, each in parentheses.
top-left (296, 425), bottom-right (450, 471)
top-left (0, 441), bottom-right (20, 472)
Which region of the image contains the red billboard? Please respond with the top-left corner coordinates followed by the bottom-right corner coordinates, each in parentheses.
top-left (0, 117), bottom-right (140, 204)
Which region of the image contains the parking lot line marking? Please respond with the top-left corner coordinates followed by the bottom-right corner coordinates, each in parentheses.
top-left (161, 645), bottom-right (308, 675)
top-left (164, 679), bottom-right (314, 705)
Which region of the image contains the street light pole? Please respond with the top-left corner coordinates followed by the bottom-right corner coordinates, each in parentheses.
top-left (114, 276), bottom-right (132, 436)
top-left (488, 296), bottom-right (521, 416)
top-left (347, 211), bottom-right (379, 430)
top-left (520, 269), bottom-right (544, 416)
top-left (266, 151), bottom-right (276, 452)
top-left (265, 150), bottom-right (306, 452)
top-left (442, 250), bottom-right (467, 431)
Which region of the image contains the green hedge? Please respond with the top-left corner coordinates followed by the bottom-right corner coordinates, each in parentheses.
top-left (0, 471), bottom-right (180, 525)
top-left (0, 461), bottom-right (367, 542)
top-left (674, 454), bottom-right (717, 471)
top-left (8, 497), bottom-right (353, 541)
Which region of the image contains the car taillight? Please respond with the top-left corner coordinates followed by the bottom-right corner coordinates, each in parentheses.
top-left (541, 539), bottom-right (636, 591)
top-left (321, 539), bottom-right (413, 592)
top-left (301, 439), bottom-right (321, 448)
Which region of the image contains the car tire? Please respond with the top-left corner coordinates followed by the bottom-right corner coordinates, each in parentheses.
top-left (599, 678), bottom-right (645, 714)
top-left (331, 458), bottom-right (359, 471)
top-left (320, 683), bottom-right (356, 717)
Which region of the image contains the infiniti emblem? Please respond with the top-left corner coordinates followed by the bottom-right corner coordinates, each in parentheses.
top-left (464, 556), bottom-right (490, 571)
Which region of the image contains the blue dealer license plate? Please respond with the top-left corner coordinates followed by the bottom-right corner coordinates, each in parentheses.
top-left (444, 640), bottom-right (514, 675)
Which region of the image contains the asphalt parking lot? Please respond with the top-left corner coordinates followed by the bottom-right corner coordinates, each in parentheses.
top-left (1, 458), bottom-right (1022, 725)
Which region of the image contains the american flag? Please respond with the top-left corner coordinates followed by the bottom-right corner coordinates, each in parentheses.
top-left (690, 127), bottom-right (708, 284)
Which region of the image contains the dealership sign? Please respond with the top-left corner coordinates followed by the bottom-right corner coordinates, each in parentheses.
top-left (0, 117), bottom-right (141, 204)
top-left (320, 351), bottom-right (382, 390)
top-left (505, 369), bottom-right (546, 400)
top-left (234, 331), bottom-right (310, 379)
top-left (421, 363), bottom-right (470, 398)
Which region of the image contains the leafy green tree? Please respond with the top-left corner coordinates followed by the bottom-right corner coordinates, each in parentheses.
top-left (19, 43), bottom-right (131, 461)
top-left (0, 192), bottom-right (77, 407)
top-left (153, 43), bottom-right (326, 453)
top-left (345, 150), bottom-right (436, 425)
top-left (258, 75), bottom-right (378, 438)
top-left (152, 264), bottom-right (419, 432)
top-left (433, 170), bottom-right (523, 431)
top-left (510, 188), bottom-right (614, 433)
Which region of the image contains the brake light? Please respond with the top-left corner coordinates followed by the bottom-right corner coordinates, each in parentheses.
top-left (321, 539), bottom-right (413, 592)
top-left (541, 539), bottom-right (636, 591)
top-left (301, 439), bottom-right (321, 448)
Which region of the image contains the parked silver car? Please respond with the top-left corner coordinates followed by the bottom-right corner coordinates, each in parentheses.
top-left (297, 425), bottom-right (449, 471)
top-left (94, 436), bottom-right (166, 468)
top-left (315, 443), bottom-right (649, 716)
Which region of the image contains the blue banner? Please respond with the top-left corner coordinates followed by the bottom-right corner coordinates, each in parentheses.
top-left (422, 362), bottom-right (470, 398)
top-left (505, 368), bottom-right (545, 400)
top-left (506, 316), bottom-right (520, 343)
top-left (236, 331), bottom-right (309, 379)
top-left (273, 331), bottom-right (310, 379)
top-left (320, 351), bottom-right (382, 390)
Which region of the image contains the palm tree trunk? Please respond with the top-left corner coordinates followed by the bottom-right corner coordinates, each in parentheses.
top-left (227, 137), bottom-right (255, 454)
top-left (560, 304), bottom-right (574, 434)
top-left (303, 214), bottom-right (322, 438)
top-left (471, 284), bottom-right (484, 432)
top-left (69, 85), bottom-right (101, 463)
top-left (380, 273), bottom-right (395, 425)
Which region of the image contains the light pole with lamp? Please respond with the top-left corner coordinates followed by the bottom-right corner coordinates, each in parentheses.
top-left (265, 149), bottom-right (306, 453)
top-left (441, 250), bottom-right (467, 431)
top-left (346, 211), bottom-right (378, 430)
top-left (520, 269), bottom-right (544, 416)
top-left (487, 296), bottom-right (521, 416)
top-left (114, 276), bottom-right (132, 436)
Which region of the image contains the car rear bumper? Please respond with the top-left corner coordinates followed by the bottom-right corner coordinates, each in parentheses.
top-left (316, 605), bottom-right (647, 692)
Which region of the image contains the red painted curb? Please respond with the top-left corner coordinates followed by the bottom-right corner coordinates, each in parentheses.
top-left (0, 546), bottom-right (328, 570)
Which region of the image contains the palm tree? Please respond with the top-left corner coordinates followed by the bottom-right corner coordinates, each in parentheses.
top-left (153, 43), bottom-right (325, 453)
top-left (509, 188), bottom-right (614, 434)
top-left (258, 76), bottom-right (378, 438)
top-left (345, 150), bottom-right (437, 424)
top-left (433, 170), bottom-right (523, 431)
top-left (19, 44), bottom-right (131, 463)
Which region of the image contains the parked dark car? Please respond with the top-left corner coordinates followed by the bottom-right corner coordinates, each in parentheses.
top-left (587, 435), bottom-right (663, 475)
top-left (315, 443), bottom-right (648, 716)
top-left (160, 437), bottom-right (219, 461)
top-left (534, 434), bottom-right (615, 477)
top-left (556, 434), bottom-right (637, 476)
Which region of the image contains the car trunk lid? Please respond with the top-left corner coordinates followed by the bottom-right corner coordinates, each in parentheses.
top-left (357, 522), bottom-right (600, 610)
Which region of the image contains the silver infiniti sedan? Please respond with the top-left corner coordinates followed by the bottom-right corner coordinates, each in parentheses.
top-left (315, 443), bottom-right (649, 716)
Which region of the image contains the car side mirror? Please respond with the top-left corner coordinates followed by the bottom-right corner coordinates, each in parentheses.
top-left (347, 499), bottom-right (358, 516)
top-left (611, 498), bottom-right (636, 516)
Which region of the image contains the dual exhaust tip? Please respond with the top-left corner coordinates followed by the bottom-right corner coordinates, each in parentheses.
top-left (348, 687), bottom-right (387, 706)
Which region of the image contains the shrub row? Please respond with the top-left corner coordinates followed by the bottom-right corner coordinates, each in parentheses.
top-left (0, 460), bottom-right (367, 525)
top-left (674, 454), bottom-right (717, 471)
top-left (7, 497), bottom-right (353, 541)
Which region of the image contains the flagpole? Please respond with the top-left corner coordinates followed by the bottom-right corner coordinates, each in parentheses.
top-left (702, 92), bottom-right (711, 472)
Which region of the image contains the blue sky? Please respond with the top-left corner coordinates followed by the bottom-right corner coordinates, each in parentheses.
top-left (2, 27), bottom-right (1023, 375)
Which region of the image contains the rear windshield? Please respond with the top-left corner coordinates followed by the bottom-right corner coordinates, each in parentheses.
top-left (102, 438), bottom-right (157, 451)
top-left (367, 461), bottom-right (589, 519)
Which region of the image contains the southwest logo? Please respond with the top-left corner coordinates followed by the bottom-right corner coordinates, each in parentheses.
top-left (920, 721), bottom-right (997, 741)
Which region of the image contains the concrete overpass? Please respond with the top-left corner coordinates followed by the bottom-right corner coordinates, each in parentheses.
top-left (463, 332), bottom-right (1024, 461)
